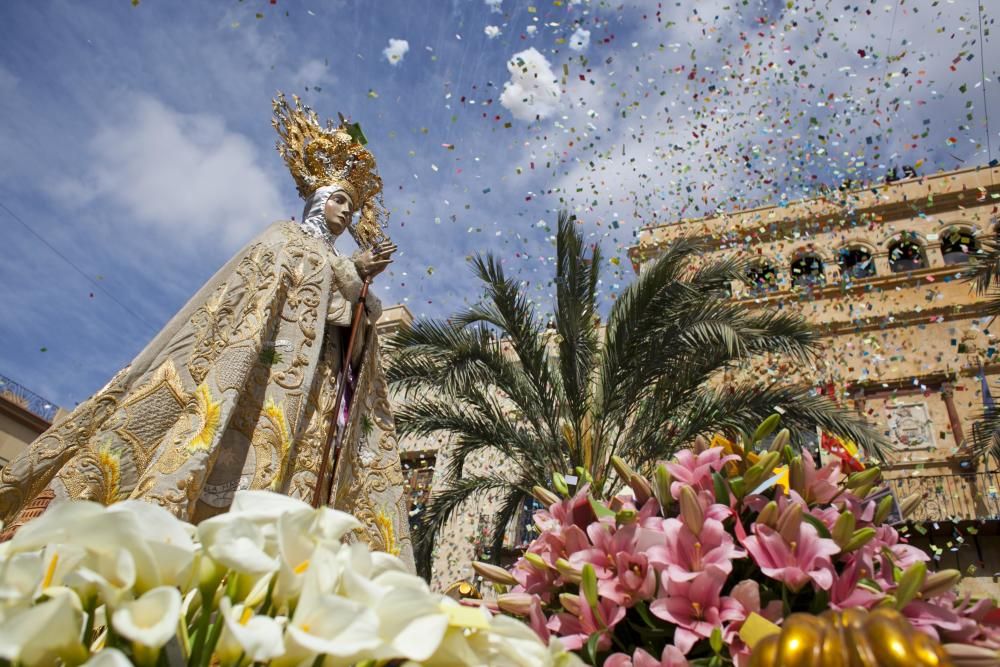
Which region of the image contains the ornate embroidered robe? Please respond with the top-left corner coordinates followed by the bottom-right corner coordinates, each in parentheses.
top-left (0, 221), bottom-right (413, 567)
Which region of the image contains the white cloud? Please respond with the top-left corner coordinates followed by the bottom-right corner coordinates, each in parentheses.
top-left (484, 0), bottom-right (502, 12)
top-left (57, 95), bottom-right (284, 246)
top-left (526, 25), bottom-right (537, 37)
top-left (382, 38), bottom-right (409, 66)
top-left (292, 58), bottom-right (333, 90)
top-left (499, 47), bottom-right (562, 122)
top-left (568, 27), bottom-right (590, 52)
top-left (484, 25), bottom-right (501, 39)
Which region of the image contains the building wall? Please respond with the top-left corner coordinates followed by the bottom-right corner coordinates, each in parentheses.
top-left (631, 165), bottom-right (1000, 595)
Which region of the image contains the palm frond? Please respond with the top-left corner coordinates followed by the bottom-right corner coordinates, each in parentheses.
top-left (554, 212), bottom-right (601, 449)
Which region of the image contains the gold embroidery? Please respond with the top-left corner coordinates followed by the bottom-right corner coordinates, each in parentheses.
top-left (188, 384), bottom-right (222, 452)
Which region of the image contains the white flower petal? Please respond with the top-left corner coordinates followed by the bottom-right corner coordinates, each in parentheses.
top-left (82, 648), bottom-right (133, 667)
top-left (0, 594), bottom-right (84, 664)
top-left (112, 586), bottom-right (181, 649)
top-left (218, 597), bottom-right (285, 663)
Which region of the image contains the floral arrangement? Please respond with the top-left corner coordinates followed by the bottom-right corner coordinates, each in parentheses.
top-left (0, 490), bottom-right (582, 666)
top-left (477, 420), bottom-right (1000, 666)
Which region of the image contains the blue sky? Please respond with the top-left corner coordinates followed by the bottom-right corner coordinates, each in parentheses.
top-left (0, 0), bottom-right (997, 409)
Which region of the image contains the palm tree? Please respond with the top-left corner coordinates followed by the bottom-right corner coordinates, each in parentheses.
top-left (387, 211), bottom-right (885, 577)
top-left (967, 235), bottom-right (1000, 465)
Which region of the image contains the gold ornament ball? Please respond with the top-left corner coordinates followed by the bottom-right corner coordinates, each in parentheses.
top-left (749, 607), bottom-right (952, 667)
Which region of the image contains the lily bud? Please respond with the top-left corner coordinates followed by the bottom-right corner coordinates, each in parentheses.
top-left (653, 464), bottom-right (673, 512)
top-left (777, 502), bottom-right (803, 543)
top-left (873, 494), bottom-right (894, 526)
top-left (899, 493), bottom-right (922, 519)
top-left (472, 561), bottom-right (518, 586)
top-left (832, 511), bottom-right (856, 549)
top-left (693, 435), bottom-right (709, 453)
top-left (615, 508), bottom-right (638, 525)
top-left (944, 643), bottom-right (1000, 666)
top-left (552, 472), bottom-right (570, 497)
top-left (679, 486), bottom-right (704, 536)
top-left (769, 428), bottom-right (790, 453)
top-left (610, 455), bottom-right (634, 482)
top-left (842, 527), bottom-right (877, 553)
top-left (853, 479), bottom-right (878, 500)
top-left (729, 476), bottom-right (746, 499)
top-left (744, 451), bottom-right (781, 491)
top-left (497, 593), bottom-right (535, 616)
top-left (581, 563), bottom-right (599, 611)
top-left (559, 592), bottom-right (583, 616)
top-left (757, 501), bottom-right (779, 528)
top-left (628, 472), bottom-right (653, 505)
top-left (753, 413), bottom-right (781, 444)
top-left (524, 552), bottom-right (549, 572)
top-left (846, 467), bottom-right (880, 491)
top-left (789, 456), bottom-right (805, 495)
top-left (532, 486), bottom-right (561, 507)
top-left (555, 558), bottom-right (582, 584)
top-left (894, 562), bottom-right (927, 610)
top-left (920, 569), bottom-right (961, 599)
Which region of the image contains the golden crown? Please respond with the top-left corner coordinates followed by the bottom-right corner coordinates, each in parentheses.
top-left (271, 92), bottom-right (388, 248)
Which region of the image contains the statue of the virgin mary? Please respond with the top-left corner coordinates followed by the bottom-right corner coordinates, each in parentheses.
top-left (0, 94), bottom-right (413, 568)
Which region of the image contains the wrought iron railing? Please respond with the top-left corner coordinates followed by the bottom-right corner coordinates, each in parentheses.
top-left (0, 374), bottom-right (58, 422)
top-left (884, 471), bottom-right (1000, 522)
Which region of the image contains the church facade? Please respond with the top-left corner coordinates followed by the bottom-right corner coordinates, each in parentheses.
top-left (629, 164), bottom-right (1000, 594)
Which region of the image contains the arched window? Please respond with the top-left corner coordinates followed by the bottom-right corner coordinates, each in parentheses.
top-left (790, 253), bottom-right (825, 287)
top-left (837, 246), bottom-right (876, 279)
top-left (940, 227), bottom-right (978, 265)
top-left (746, 262), bottom-right (778, 292)
top-left (888, 235), bottom-right (926, 273)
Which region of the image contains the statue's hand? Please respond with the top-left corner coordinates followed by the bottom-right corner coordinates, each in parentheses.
top-left (354, 241), bottom-right (397, 280)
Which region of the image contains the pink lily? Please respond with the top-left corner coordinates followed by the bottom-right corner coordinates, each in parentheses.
top-left (649, 566), bottom-right (743, 654)
top-left (606, 645), bottom-right (690, 667)
top-left (599, 549), bottom-right (656, 606)
top-left (666, 447), bottom-right (740, 496)
top-left (647, 517), bottom-right (745, 583)
top-left (742, 521), bottom-right (840, 592)
top-left (547, 597), bottom-right (626, 651)
top-left (829, 551), bottom-right (884, 610)
top-left (569, 522), bottom-right (639, 579)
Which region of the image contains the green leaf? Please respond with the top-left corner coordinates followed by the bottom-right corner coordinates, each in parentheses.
top-left (801, 512), bottom-right (832, 539)
top-left (584, 631), bottom-right (602, 665)
top-left (712, 472), bottom-right (729, 504)
top-left (633, 600), bottom-right (661, 629)
top-left (588, 495), bottom-right (616, 519)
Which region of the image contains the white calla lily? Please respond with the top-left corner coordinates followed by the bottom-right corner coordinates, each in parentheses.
top-left (5, 501), bottom-right (106, 554)
top-left (373, 586), bottom-right (450, 662)
top-left (217, 596), bottom-right (285, 664)
top-left (0, 551), bottom-right (43, 608)
top-left (0, 593), bottom-right (86, 665)
top-left (108, 501), bottom-right (196, 590)
top-left (198, 515), bottom-right (278, 575)
top-left (229, 490), bottom-right (312, 522)
top-left (82, 648), bottom-right (133, 667)
top-left (279, 585), bottom-right (380, 664)
top-left (111, 585), bottom-right (182, 654)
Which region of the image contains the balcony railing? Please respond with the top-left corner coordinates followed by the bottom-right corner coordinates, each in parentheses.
top-left (885, 471), bottom-right (1000, 522)
top-left (0, 374), bottom-right (58, 423)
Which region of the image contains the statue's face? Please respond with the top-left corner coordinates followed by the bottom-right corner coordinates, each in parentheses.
top-left (323, 189), bottom-right (354, 236)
